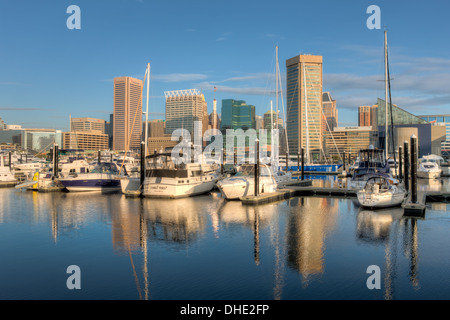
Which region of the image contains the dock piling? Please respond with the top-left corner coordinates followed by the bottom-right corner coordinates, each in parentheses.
top-left (399, 146), bottom-right (403, 182)
top-left (410, 135), bottom-right (418, 203)
top-left (404, 141), bottom-right (409, 192)
top-left (140, 142), bottom-right (145, 189)
top-left (254, 139), bottom-right (259, 197)
top-left (343, 151), bottom-right (346, 172)
top-left (301, 148), bottom-right (305, 181)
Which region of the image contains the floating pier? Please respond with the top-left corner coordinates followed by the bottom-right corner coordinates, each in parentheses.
top-left (287, 185), bottom-right (357, 197)
top-left (124, 190), bottom-right (142, 198)
top-left (37, 186), bottom-right (63, 193)
top-left (240, 189), bottom-right (296, 205)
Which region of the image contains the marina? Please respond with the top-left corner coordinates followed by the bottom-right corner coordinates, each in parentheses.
top-left (2, 1), bottom-right (450, 304)
top-left (0, 172), bottom-right (449, 300)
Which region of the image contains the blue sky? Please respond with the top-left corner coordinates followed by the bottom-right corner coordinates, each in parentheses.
top-left (1, 0), bottom-right (450, 131)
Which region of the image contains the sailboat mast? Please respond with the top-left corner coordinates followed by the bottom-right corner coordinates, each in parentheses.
top-left (276, 45), bottom-right (279, 131)
top-left (384, 30), bottom-right (389, 161)
top-left (144, 63), bottom-right (150, 157)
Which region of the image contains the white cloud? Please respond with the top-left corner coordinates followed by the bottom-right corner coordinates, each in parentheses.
top-left (152, 73), bottom-right (208, 83)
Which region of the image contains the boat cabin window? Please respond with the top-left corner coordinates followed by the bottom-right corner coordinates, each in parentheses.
top-left (91, 163), bottom-right (119, 174)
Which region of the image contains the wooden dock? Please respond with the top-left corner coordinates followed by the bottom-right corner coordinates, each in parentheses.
top-left (286, 185), bottom-right (357, 197)
top-left (402, 193), bottom-right (427, 217)
top-left (240, 189), bottom-right (296, 205)
top-left (37, 186), bottom-right (63, 193)
top-left (124, 190), bottom-right (142, 198)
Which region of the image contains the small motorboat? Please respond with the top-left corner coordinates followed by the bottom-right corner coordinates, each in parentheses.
top-left (417, 155), bottom-right (443, 179)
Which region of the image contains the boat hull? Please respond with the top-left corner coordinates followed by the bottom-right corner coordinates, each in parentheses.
top-left (417, 170), bottom-right (440, 179)
top-left (142, 175), bottom-right (217, 198)
top-left (217, 176), bottom-right (277, 200)
top-left (357, 190), bottom-right (407, 209)
top-left (59, 178), bottom-right (121, 193)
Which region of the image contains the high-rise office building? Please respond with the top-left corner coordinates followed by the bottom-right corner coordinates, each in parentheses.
top-left (220, 99), bottom-right (256, 131)
top-left (0, 117), bottom-right (6, 130)
top-left (286, 54), bottom-right (323, 160)
top-left (64, 117), bottom-right (108, 150)
top-left (70, 117), bottom-right (106, 134)
top-left (165, 89), bottom-right (208, 140)
top-left (143, 119), bottom-right (166, 138)
top-left (322, 92), bottom-right (338, 132)
top-left (358, 105), bottom-right (377, 127)
top-left (113, 76), bottom-right (143, 151)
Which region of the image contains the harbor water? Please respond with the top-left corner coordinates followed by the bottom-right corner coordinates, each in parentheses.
top-left (0, 176), bottom-right (449, 300)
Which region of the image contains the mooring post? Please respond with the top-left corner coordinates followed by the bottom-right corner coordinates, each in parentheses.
top-left (404, 141), bottom-right (409, 192)
top-left (154, 149), bottom-right (157, 168)
top-left (301, 147), bottom-right (305, 181)
top-left (55, 144), bottom-right (59, 178)
top-left (221, 149), bottom-right (224, 176)
top-left (398, 146), bottom-right (403, 182)
top-left (297, 152), bottom-right (300, 180)
top-left (140, 142), bottom-right (145, 188)
top-left (254, 139), bottom-right (259, 197)
top-left (285, 152), bottom-right (289, 172)
top-left (343, 151), bottom-right (346, 172)
top-left (98, 150), bottom-right (101, 164)
top-left (8, 151), bottom-right (11, 168)
top-left (410, 135), bottom-right (418, 203)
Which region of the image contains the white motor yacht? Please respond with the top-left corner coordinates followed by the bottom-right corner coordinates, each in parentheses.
top-left (0, 154), bottom-right (18, 187)
top-left (216, 164), bottom-right (278, 200)
top-left (142, 153), bottom-right (219, 198)
top-left (417, 155), bottom-right (443, 179)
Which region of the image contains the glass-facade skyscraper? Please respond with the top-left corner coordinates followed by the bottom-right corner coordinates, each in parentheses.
top-left (220, 99), bottom-right (255, 131)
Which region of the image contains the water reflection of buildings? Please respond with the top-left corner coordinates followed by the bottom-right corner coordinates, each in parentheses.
top-left (286, 197), bottom-right (339, 285)
top-left (356, 208), bottom-right (421, 300)
top-left (218, 200), bottom-right (278, 266)
top-left (111, 196), bottom-right (211, 254)
top-left (14, 190), bottom-right (110, 242)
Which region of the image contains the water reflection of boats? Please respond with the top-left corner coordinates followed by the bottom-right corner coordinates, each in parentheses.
top-left (141, 196), bottom-right (211, 243)
top-left (418, 178), bottom-right (442, 193)
top-left (356, 207), bottom-right (404, 243)
top-left (218, 199), bottom-right (277, 227)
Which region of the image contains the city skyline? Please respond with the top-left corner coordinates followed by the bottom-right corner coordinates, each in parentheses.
top-left (1, 1), bottom-right (450, 132)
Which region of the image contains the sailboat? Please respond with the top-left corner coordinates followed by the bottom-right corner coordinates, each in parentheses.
top-left (356, 30), bottom-right (407, 208)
